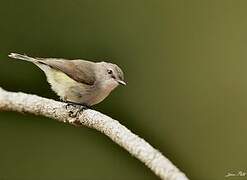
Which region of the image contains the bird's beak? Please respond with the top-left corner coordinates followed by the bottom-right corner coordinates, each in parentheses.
top-left (117, 80), bottom-right (126, 86)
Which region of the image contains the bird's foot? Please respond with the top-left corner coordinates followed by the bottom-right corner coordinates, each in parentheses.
top-left (65, 102), bottom-right (89, 118)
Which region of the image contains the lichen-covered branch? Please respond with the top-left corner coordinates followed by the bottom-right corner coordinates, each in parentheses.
top-left (0, 87), bottom-right (188, 180)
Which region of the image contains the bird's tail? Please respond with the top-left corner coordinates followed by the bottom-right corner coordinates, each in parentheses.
top-left (8, 53), bottom-right (37, 62)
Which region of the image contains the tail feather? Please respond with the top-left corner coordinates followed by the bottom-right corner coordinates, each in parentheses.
top-left (8, 53), bottom-right (37, 62)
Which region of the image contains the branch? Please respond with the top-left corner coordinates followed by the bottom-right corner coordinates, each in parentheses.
top-left (0, 87), bottom-right (188, 180)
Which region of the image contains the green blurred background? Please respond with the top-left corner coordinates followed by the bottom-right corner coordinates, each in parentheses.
top-left (0, 0), bottom-right (247, 179)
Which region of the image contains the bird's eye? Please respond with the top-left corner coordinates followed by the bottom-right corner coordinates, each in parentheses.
top-left (107, 69), bottom-right (113, 74)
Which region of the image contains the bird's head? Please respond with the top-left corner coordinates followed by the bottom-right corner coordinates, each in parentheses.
top-left (97, 62), bottom-right (126, 90)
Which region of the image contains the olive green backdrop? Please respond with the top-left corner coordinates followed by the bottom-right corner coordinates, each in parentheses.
top-left (0, 0), bottom-right (246, 180)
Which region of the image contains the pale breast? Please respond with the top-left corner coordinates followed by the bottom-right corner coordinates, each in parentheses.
top-left (88, 80), bottom-right (119, 106)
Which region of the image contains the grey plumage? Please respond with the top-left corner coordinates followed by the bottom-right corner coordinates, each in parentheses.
top-left (8, 53), bottom-right (126, 106)
top-left (36, 59), bottom-right (96, 85)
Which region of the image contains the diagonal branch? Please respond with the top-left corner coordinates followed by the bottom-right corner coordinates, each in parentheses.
top-left (0, 87), bottom-right (188, 180)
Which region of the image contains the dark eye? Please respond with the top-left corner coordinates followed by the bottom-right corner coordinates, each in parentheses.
top-left (107, 69), bottom-right (113, 74)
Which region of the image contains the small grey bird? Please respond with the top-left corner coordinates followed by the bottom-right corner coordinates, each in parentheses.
top-left (8, 53), bottom-right (126, 106)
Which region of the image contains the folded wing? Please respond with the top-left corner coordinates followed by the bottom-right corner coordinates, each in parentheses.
top-left (38, 59), bottom-right (96, 86)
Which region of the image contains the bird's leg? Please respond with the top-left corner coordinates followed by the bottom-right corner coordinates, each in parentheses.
top-left (64, 100), bottom-right (89, 118)
top-left (65, 101), bottom-right (89, 109)
top-left (62, 96), bottom-right (89, 110)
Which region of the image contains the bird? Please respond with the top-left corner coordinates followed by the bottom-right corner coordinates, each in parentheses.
top-left (8, 53), bottom-right (126, 107)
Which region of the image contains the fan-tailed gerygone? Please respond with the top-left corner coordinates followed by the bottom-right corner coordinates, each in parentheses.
top-left (8, 53), bottom-right (126, 106)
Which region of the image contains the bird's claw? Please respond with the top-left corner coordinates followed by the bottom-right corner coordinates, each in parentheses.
top-left (65, 102), bottom-right (89, 118)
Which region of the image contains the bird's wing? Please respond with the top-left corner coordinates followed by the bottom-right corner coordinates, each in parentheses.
top-left (38, 59), bottom-right (96, 85)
